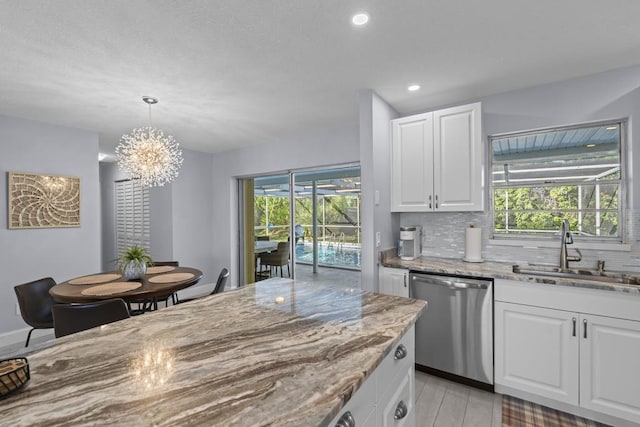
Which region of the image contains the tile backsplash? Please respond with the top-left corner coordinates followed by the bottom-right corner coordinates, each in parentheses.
top-left (400, 210), bottom-right (640, 272)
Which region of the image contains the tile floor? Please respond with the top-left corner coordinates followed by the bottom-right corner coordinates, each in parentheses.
top-left (415, 371), bottom-right (503, 427)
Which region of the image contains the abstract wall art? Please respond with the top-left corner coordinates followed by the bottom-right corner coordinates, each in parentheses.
top-left (8, 172), bottom-right (80, 229)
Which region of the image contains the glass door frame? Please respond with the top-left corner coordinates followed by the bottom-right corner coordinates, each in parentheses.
top-left (237, 162), bottom-right (360, 286)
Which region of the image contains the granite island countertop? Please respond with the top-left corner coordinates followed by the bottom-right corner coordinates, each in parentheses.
top-left (1, 278), bottom-right (425, 427)
top-left (382, 253), bottom-right (640, 295)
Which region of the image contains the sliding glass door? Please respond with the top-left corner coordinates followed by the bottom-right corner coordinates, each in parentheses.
top-left (238, 165), bottom-right (360, 286)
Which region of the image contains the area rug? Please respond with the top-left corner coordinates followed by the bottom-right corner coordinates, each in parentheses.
top-left (502, 395), bottom-right (610, 427)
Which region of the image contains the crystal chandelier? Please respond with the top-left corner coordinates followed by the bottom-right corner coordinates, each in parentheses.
top-left (116, 97), bottom-right (183, 187)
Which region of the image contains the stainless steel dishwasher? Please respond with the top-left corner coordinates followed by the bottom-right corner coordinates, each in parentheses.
top-left (409, 272), bottom-right (493, 388)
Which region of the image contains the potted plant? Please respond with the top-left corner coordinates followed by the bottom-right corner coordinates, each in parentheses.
top-left (119, 246), bottom-right (153, 280)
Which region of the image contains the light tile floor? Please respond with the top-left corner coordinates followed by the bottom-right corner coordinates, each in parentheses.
top-left (416, 371), bottom-right (503, 427)
top-left (290, 262), bottom-right (361, 288)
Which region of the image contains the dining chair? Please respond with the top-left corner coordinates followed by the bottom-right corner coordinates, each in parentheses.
top-left (259, 242), bottom-right (291, 277)
top-left (176, 268), bottom-right (229, 304)
top-left (52, 298), bottom-right (130, 338)
top-left (129, 261), bottom-right (181, 314)
top-left (153, 261), bottom-right (180, 306)
top-left (14, 277), bottom-right (57, 347)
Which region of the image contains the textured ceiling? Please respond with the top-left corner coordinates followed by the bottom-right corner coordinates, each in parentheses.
top-left (1, 1), bottom-right (639, 156)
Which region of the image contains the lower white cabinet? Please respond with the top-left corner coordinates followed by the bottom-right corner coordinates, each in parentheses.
top-left (495, 280), bottom-right (640, 425)
top-left (329, 325), bottom-right (415, 427)
top-left (379, 267), bottom-right (409, 298)
top-left (580, 314), bottom-right (640, 422)
top-left (495, 302), bottom-right (579, 405)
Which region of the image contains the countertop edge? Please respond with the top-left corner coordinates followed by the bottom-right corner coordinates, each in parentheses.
top-left (381, 255), bottom-right (640, 294)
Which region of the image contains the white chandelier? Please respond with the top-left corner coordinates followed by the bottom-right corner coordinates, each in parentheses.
top-left (116, 97), bottom-right (183, 187)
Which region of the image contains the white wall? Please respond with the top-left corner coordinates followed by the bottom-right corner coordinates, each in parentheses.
top-left (100, 149), bottom-right (214, 284)
top-left (360, 90), bottom-right (399, 292)
top-left (0, 115), bottom-right (100, 335)
top-left (171, 149), bottom-right (215, 284)
top-left (210, 123), bottom-right (359, 287)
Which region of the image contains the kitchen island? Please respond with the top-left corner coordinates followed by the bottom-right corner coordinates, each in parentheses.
top-left (2, 278), bottom-right (425, 426)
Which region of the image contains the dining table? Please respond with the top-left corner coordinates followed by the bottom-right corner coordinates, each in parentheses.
top-left (254, 240), bottom-right (278, 254)
top-left (49, 266), bottom-right (203, 305)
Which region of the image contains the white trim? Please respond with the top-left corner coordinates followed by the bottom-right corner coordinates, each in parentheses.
top-left (488, 238), bottom-right (631, 252)
top-left (0, 327), bottom-right (55, 353)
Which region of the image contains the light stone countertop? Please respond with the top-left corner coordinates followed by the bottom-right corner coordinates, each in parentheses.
top-left (381, 253), bottom-right (640, 295)
top-left (1, 278), bottom-right (426, 427)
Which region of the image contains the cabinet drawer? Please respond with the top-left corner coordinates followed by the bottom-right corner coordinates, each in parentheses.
top-left (380, 365), bottom-right (415, 427)
top-left (378, 325), bottom-right (415, 394)
top-left (328, 368), bottom-right (377, 427)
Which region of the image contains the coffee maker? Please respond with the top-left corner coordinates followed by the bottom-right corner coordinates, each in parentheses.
top-left (398, 226), bottom-right (422, 260)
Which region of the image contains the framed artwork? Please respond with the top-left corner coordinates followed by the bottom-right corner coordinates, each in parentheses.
top-left (8, 171), bottom-right (81, 229)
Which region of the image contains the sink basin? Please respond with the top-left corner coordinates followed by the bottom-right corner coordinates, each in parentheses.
top-left (512, 264), bottom-right (640, 285)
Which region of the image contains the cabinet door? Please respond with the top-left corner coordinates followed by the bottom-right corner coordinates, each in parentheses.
top-left (495, 302), bottom-right (579, 405)
top-left (580, 314), bottom-right (640, 424)
top-left (391, 113), bottom-right (434, 212)
top-left (380, 267), bottom-right (409, 298)
top-left (379, 365), bottom-right (415, 427)
top-left (433, 102), bottom-right (483, 211)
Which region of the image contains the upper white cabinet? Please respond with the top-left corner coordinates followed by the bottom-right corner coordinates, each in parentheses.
top-left (391, 102), bottom-right (483, 212)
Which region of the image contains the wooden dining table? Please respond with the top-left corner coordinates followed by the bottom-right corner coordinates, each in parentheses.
top-left (49, 266), bottom-right (203, 304)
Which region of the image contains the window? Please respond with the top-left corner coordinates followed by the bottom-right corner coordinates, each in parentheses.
top-left (490, 121), bottom-right (624, 241)
top-left (115, 179), bottom-right (150, 255)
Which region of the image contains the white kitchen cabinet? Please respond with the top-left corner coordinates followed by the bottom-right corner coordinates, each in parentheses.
top-left (495, 302), bottom-right (579, 405)
top-left (390, 102), bottom-right (482, 212)
top-left (379, 267), bottom-right (409, 298)
top-left (329, 325), bottom-right (416, 427)
top-left (495, 279), bottom-right (640, 425)
top-left (391, 112), bottom-right (434, 211)
top-left (580, 314), bottom-right (640, 422)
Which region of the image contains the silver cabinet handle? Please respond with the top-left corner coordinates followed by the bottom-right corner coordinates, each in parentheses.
top-left (428, 195), bottom-right (432, 209)
top-left (435, 194), bottom-right (438, 209)
top-left (572, 317), bottom-right (576, 337)
top-left (335, 411), bottom-right (355, 427)
top-left (394, 400), bottom-right (408, 420)
top-left (583, 319), bottom-right (588, 339)
top-left (403, 274), bottom-right (407, 288)
top-left (394, 344), bottom-right (407, 360)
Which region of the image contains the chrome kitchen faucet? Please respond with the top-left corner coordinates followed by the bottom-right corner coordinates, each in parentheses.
top-left (559, 219), bottom-right (582, 269)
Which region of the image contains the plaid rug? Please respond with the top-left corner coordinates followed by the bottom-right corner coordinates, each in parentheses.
top-left (502, 395), bottom-right (611, 427)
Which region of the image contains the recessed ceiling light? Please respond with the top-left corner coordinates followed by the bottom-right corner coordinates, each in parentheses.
top-left (352, 13), bottom-right (369, 26)
top-left (586, 144), bottom-right (596, 148)
top-left (408, 85), bottom-right (421, 92)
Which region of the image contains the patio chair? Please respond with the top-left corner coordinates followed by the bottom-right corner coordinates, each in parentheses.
top-left (259, 242), bottom-right (290, 277)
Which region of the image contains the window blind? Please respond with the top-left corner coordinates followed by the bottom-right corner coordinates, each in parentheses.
top-left (115, 179), bottom-right (150, 256)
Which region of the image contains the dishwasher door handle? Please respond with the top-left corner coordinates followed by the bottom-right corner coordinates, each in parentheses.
top-left (411, 275), bottom-right (489, 290)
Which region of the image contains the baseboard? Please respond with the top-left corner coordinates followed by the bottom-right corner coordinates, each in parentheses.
top-left (496, 384), bottom-right (638, 427)
top-left (0, 327), bottom-right (55, 353)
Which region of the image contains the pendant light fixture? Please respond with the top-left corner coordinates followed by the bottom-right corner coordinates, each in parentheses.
top-left (116, 96), bottom-right (183, 187)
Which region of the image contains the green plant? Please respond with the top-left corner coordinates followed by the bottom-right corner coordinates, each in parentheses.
top-left (118, 246), bottom-right (153, 272)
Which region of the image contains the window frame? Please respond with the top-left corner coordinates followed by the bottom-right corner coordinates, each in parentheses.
top-left (488, 118), bottom-right (628, 244)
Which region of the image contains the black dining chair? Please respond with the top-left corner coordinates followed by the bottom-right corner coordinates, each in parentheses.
top-left (152, 261), bottom-right (180, 306)
top-left (14, 277), bottom-right (57, 347)
top-left (52, 298), bottom-right (130, 338)
top-left (129, 261), bottom-right (181, 314)
top-left (176, 268), bottom-right (229, 304)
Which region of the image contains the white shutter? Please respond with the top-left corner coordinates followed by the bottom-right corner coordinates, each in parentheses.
top-left (115, 179), bottom-right (150, 256)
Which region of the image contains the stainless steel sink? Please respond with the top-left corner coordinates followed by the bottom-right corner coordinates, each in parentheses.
top-left (512, 264), bottom-right (640, 285)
